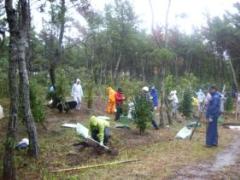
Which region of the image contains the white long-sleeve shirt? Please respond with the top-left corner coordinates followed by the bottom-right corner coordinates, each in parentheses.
top-left (71, 83), bottom-right (84, 101)
top-left (196, 90), bottom-right (206, 103)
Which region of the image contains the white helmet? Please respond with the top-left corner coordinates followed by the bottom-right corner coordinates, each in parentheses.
top-left (76, 78), bottom-right (81, 83)
top-left (142, 86), bottom-right (149, 92)
top-left (170, 90), bottom-right (177, 95)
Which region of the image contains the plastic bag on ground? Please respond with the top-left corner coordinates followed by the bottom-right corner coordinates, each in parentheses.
top-left (76, 123), bottom-right (89, 138)
top-left (175, 126), bottom-right (193, 139)
top-left (0, 105), bottom-right (4, 119)
top-left (96, 116), bottom-right (110, 121)
top-left (62, 123), bottom-right (77, 128)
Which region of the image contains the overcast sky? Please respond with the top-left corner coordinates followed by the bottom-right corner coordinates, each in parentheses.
top-left (32, 0), bottom-right (239, 35)
top-left (91, 0), bottom-right (238, 34)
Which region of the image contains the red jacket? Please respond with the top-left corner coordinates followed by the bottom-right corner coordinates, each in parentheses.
top-left (115, 91), bottom-right (125, 105)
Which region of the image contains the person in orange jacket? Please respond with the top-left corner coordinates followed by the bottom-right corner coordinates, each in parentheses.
top-left (106, 87), bottom-right (116, 114)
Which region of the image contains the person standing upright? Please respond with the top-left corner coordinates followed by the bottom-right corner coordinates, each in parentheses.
top-left (106, 87), bottom-right (116, 114)
top-left (169, 90), bottom-right (179, 119)
top-left (196, 89), bottom-right (206, 113)
top-left (150, 86), bottom-right (159, 110)
top-left (71, 78), bottom-right (84, 110)
top-left (205, 86), bottom-right (221, 147)
top-left (115, 88), bottom-right (125, 121)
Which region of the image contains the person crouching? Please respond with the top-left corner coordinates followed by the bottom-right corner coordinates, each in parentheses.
top-left (89, 116), bottom-right (110, 146)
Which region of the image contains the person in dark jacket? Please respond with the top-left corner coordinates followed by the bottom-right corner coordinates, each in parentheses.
top-left (150, 86), bottom-right (159, 110)
top-left (205, 86), bottom-right (221, 147)
top-left (115, 88), bottom-right (125, 121)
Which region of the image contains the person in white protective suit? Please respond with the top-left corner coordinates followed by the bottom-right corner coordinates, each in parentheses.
top-left (71, 78), bottom-right (84, 110)
top-left (196, 89), bottom-right (206, 113)
top-left (169, 90), bottom-right (179, 118)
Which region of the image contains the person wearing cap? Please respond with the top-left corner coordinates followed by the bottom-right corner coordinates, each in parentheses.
top-left (142, 86), bottom-right (159, 129)
top-left (89, 116), bottom-right (110, 146)
top-left (71, 78), bottom-right (84, 110)
top-left (115, 88), bottom-right (125, 121)
top-left (106, 86), bottom-right (116, 114)
top-left (205, 86), bottom-right (221, 147)
top-left (169, 90), bottom-right (179, 119)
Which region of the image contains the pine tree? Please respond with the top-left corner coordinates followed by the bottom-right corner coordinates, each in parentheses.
top-left (225, 95), bottom-right (233, 112)
top-left (133, 94), bottom-right (152, 135)
top-left (86, 81), bottom-right (93, 109)
top-left (180, 89), bottom-right (193, 118)
top-left (30, 80), bottom-right (45, 123)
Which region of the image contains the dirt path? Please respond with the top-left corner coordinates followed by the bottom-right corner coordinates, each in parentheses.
top-left (173, 131), bottom-right (240, 180)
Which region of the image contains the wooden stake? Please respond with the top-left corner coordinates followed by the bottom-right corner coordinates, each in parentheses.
top-left (51, 159), bottom-right (140, 173)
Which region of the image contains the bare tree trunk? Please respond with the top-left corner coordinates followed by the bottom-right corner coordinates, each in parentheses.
top-left (18, 0), bottom-right (39, 157)
top-left (3, 1), bottom-right (19, 179)
top-left (49, 64), bottom-right (56, 86)
top-left (26, 0), bottom-right (32, 73)
top-left (113, 53), bottom-right (122, 82)
top-left (165, 0), bottom-right (172, 48)
top-left (148, 0), bottom-right (154, 31)
top-left (49, 0), bottom-right (66, 87)
top-left (164, 96), bottom-right (172, 125)
top-left (229, 59), bottom-right (239, 121)
top-left (159, 85), bottom-right (164, 128)
top-left (159, 69), bottom-right (172, 127)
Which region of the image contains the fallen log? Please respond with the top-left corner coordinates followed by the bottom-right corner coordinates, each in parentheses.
top-left (51, 159), bottom-right (140, 173)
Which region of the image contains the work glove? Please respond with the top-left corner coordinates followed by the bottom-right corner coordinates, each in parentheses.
top-left (208, 117), bottom-right (213, 122)
top-left (100, 142), bottom-right (104, 146)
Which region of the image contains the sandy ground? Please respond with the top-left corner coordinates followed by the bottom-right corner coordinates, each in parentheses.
top-left (171, 130), bottom-right (240, 180)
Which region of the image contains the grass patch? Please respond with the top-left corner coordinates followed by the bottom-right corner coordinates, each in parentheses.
top-left (0, 97), bottom-right (237, 179)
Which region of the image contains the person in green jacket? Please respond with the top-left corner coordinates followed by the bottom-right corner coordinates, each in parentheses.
top-left (89, 116), bottom-right (110, 146)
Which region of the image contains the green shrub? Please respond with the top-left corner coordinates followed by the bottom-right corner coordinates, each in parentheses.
top-left (225, 95), bottom-right (233, 112)
top-left (55, 69), bottom-right (70, 101)
top-left (133, 94), bottom-right (152, 135)
top-left (179, 89), bottom-right (193, 118)
top-left (85, 81), bottom-right (94, 109)
top-left (118, 77), bottom-right (144, 99)
top-left (0, 57), bottom-right (9, 98)
top-left (30, 80), bottom-right (46, 123)
top-left (164, 75), bottom-right (176, 95)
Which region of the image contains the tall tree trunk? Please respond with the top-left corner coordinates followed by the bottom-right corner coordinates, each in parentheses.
top-left (159, 85), bottom-right (164, 128)
top-left (141, 58), bottom-right (146, 82)
top-left (165, 0), bottom-right (172, 48)
top-left (164, 96), bottom-right (172, 125)
top-left (26, 0), bottom-right (32, 73)
top-left (49, 0), bottom-right (66, 87)
top-left (49, 64), bottom-right (56, 87)
top-left (3, 1), bottom-right (19, 179)
top-left (113, 53), bottom-right (122, 83)
top-left (229, 59), bottom-right (239, 121)
top-left (18, 0), bottom-right (39, 157)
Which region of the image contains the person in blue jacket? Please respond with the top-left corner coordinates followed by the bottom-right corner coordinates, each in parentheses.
top-left (205, 86), bottom-right (221, 147)
top-left (150, 86), bottom-right (159, 110)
